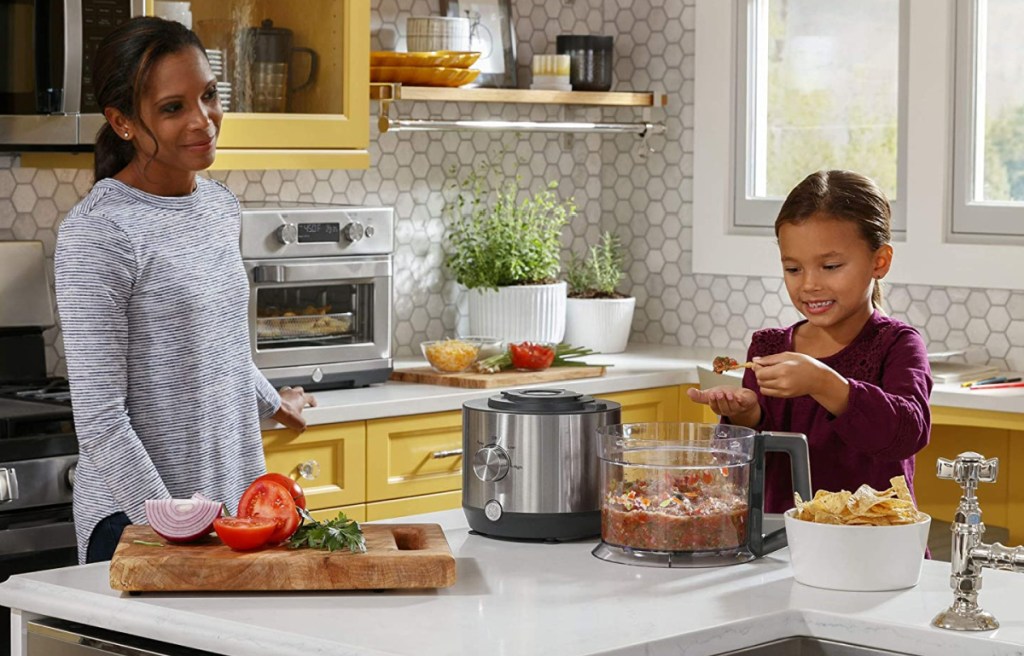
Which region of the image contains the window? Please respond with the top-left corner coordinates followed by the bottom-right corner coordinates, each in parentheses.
top-left (695, 0), bottom-right (1024, 289)
top-left (952, 0), bottom-right (1024, 237)
top-left (734, 0), bottom-right (907, 230)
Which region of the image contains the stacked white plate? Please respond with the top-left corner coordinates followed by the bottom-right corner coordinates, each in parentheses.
top-left (206, 49), bottom-right (231, 111)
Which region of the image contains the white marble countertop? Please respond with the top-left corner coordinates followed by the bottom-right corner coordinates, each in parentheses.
top-left (2, 509), bottom-right (1024, 656)
top-left (266, 344), bottom-right (1024, 427)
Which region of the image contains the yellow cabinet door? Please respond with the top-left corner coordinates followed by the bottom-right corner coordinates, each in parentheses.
top-left (262, 422), bottom-right (366, 510)
top-left (366, 411), bottom-right (464, 502)
top-left (307, 503), bottom-right (366, 523)
top-left (601, 386), bottom-right (681, 424)
top-left (365, 491), bottom-right (462, 521)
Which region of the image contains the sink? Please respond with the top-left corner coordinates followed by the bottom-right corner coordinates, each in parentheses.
top-left (718, 636), bottom-right (917, 655)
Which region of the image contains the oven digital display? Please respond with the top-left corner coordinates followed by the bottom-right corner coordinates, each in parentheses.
top-left (297, 222), bottom-right (341, 243)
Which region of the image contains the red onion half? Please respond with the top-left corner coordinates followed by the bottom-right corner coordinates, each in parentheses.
top-left (144, 496), bottom-right (223, 543)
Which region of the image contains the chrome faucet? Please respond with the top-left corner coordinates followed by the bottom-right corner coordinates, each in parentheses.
top-left (932, 452), bottom-right (1024, 631)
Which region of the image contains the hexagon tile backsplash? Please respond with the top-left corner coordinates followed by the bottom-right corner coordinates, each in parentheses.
top-left (3, 0), bottom-right (1024, 377)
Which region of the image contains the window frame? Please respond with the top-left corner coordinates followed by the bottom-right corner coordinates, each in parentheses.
top-left (951, 0), bottom-right (1024, 239)
top-left (693, 0), bottom-right (1024, 291)
top-left (732, 0), bottom-right (910, 233)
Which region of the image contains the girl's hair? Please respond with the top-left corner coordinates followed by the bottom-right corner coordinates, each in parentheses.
top-left (775, 170), bottom-right (892, 310)
top-left (91, 17), bottom-right (206, 182)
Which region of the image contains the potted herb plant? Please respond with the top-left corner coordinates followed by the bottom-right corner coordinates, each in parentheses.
top-left (443, 159), bottom-right (576, 344)
top-left (563, 231), bottom-right (635, 353)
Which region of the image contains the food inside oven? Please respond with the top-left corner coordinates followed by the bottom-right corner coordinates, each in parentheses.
top-left (256, 304), bottom-right (354, 341)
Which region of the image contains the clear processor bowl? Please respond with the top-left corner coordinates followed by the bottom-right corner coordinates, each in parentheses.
top-left (594, 422), bottom-right (757, 568)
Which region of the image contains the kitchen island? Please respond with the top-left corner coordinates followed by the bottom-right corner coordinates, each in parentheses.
top-left (2, 509), bottom-right (1024, 655)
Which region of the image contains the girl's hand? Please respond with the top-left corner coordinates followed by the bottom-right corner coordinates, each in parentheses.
top-left (686, 386), bottom-right (760, 425)
top-left (753, 352), bottom-right (850, 415)
top-left (752, 352), bottom-right (830, 398)
top-left (273, 385), bottom-right (318, 432)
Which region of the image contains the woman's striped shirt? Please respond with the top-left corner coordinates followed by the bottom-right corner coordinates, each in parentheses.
top-left (55, 176), bottom-right (280, 563)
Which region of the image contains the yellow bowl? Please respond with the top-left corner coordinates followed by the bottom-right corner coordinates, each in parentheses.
top-left (370, 50), bottom-right (482, 69)
top-left (370, 66), bottom-right (480, 87)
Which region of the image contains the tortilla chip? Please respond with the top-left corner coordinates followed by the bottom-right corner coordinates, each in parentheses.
top-left (791, 475), bottom-right (927, 526)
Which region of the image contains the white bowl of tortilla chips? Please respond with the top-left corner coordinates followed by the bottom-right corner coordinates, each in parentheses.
top-left (784, 475), bottom-right (930, 591)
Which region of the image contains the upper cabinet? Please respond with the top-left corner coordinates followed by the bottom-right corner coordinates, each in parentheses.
top-left (22, 0), bottom-right (370, 171)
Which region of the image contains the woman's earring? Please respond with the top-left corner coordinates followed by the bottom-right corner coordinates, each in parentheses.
top-left (124, 132), bottom-right (130, 138)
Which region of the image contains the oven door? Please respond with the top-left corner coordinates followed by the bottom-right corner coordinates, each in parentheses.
top-left (246, 256), bottom-right (392, 370)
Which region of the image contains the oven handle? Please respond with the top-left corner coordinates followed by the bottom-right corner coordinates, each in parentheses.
top-left (0, 522), bottom-right (76, 556)
top-left (0, 468), bottom-right (19, 503)
top-left (252, 260), bottom-right (391, 283)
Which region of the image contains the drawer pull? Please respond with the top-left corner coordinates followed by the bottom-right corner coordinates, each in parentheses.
top-left (431, 449), bottom-right (463, 460)
top-left (298, 459), bottom-right (321, 480)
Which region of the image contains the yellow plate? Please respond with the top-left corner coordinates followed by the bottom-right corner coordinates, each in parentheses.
top-left (370, 51), bottom-right (482, 69)
top-left (370, 66), bottom-right (480, 87)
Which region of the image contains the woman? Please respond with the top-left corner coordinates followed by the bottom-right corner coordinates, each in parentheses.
top-left (55, 17), bottom-right (314, 564)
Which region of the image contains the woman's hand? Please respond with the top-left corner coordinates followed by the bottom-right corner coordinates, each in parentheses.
top-left (753, 352), bottom-right (850, 415)
top-left (686, 386), bottom-right (761, 427)
top-left (273, 386), bottom-right (317, 432)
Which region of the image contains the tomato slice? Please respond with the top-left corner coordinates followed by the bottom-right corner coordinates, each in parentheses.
top-left (254, 472), bottom-right (307, 509)
top-left (237, 480), bottom-right (300, 543)
top-left (213, 517), bottom-right (277, 551)
top-left (509, 342), bottom-right (556, 370)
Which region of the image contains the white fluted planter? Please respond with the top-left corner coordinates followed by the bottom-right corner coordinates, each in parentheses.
top-left (563, 296), bottom-right (636, 353)
top-left (467, 282), bottom-right (567, 344)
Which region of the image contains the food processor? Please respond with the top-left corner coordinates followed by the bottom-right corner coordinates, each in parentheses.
top-left (593, 422), bottom-right (811, 568)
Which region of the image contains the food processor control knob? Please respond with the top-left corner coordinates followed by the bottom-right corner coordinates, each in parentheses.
top-left (276, 222), bottom-right (298, 245)
top-left (472, 445), bottom-right (509, 482)
top-left (342, 221), bottom-right (365, 242)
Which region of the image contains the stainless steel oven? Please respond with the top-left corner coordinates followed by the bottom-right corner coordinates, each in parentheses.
top-left (240, 203), bottom-right (394, 390)
top-left (0, 0), bottom-right (145, 148)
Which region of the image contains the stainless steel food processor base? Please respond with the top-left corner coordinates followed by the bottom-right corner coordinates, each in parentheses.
top-left (592, 541), bottom-right (756, 568)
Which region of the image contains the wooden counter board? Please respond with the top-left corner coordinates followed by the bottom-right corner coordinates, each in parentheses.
top-left (390, 365), bottom-right (606, 388)
top-left (109, 524), bottom-right (456, 592)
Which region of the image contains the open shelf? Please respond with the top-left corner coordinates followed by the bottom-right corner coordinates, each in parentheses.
top-left (370, 84), bottom-right (663, 107)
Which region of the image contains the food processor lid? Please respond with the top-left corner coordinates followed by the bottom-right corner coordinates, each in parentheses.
top-left (485, 388), bottom-right (603, 413)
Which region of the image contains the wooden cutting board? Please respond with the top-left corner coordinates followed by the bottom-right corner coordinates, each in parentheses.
top-left (390, 365), bottom-right (606, 388)
top-left (109, 523), bottom-right (456, 592)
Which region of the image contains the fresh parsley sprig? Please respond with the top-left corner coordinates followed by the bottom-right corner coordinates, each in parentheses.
top-left (288, 508), bottom-right (366, 553)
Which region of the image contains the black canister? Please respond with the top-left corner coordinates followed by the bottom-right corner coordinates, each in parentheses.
top-left (556, 34), bottom-right (613, 91)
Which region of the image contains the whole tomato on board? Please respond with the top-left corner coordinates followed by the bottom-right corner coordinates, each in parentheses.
top-left (213, 517), bottom-right (278, 551)
top-left (509, 342), bottom-right (556, 371)
top-left (237, 480), bottom-right (300, 544)
top-left (254, 472), bottom-right (306, 509)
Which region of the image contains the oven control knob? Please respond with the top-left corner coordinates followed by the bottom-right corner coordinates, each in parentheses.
top-left (276, 222), bottom-right (298, 245)
top-left (66, 465), bottom-right (76, 490)
top-left (342, 221), bottom-right (365, 242)
top-left (472, 445), bottom-right (509, 482)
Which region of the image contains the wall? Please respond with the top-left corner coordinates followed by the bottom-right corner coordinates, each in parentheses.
top-left (1, 0), bottom-right (1022, 378)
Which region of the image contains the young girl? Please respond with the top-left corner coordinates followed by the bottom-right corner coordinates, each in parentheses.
top-left (55, 17), bottom-right (315, 564)
top-left (687, 170), bottom-right (932, 513)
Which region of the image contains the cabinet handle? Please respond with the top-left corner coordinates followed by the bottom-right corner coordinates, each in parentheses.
top-left (298, 459), bottom-right (320, 480)
top-left (431, 449), bottom-right (463, 459)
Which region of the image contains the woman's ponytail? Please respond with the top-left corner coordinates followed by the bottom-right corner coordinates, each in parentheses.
top-left (93, 122), bottom-right (136, 182)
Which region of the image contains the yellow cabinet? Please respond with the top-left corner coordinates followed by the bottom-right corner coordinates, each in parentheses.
top-left (601, 386), bottom-right (680, 423)
top-left (307, 503), bottom-right (366, 523)
top-left (262, 422), bottom-right (366, 510)
top-left (366, 411), bottom-right (464, 502)
top-left (366, 491), bottom-right (462, 521)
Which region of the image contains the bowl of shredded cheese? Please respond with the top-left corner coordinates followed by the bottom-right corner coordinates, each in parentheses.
top-left (421, 339), bottom-right (480, 373)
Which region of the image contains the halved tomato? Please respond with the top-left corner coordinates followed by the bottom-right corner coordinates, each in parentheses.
top-left (254, 472), bottom-right (306, 509)
top-left (237, 480), bottom-right (300, 544)
top-left (213, 517), bottom-right (277, 551)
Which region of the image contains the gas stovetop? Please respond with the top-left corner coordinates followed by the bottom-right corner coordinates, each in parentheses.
top-left (0, 378), bottom-right (75, 459)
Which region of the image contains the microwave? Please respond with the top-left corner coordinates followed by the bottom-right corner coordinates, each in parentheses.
top-left (0, 0), bottom-right (145, 148)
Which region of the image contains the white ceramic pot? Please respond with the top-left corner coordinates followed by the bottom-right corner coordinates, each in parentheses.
top-left (563, 296), bottom-right (636, 353)
top-left (467, 282), bottom-right (567, 344)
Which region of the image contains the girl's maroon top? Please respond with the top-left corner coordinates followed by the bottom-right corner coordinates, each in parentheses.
top-left (731, 310), bottom-right (933, 513)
